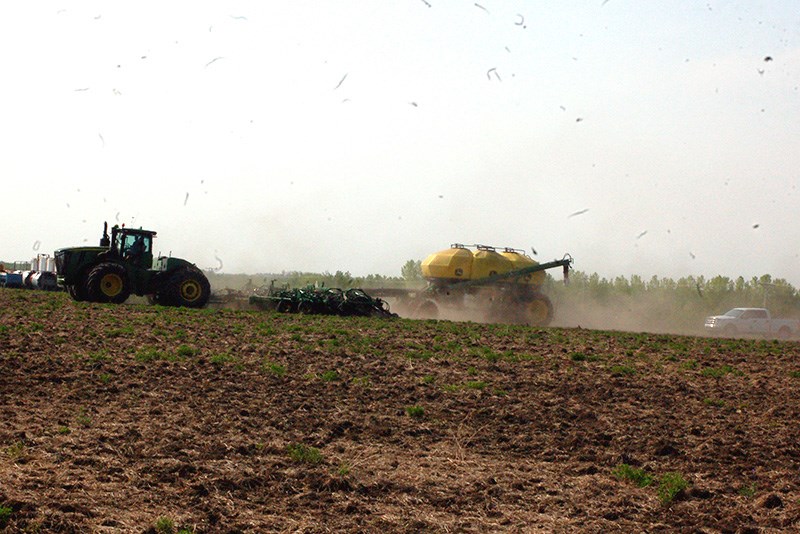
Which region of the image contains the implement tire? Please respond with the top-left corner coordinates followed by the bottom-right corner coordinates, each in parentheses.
top-left (524, 292), bottom-right (554, 326)
top-left (85, 262), bottom-right (131, 304)
top-left (164, 268), bottom-right (210, 308)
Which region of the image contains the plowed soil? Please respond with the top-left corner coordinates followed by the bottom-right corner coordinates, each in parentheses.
top-left (1, 288), bottom-right (799, 533)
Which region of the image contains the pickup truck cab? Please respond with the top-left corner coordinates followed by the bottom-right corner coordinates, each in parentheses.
top-left (704, 308), bottom-right (800, 339)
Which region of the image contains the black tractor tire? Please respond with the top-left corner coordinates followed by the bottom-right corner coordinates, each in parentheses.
top-left (163, 268), bottom-right (211, 308)
top-left (85, 262), bottom-right (131, 304)
top-left (67, 283), bottom-right (88, 302)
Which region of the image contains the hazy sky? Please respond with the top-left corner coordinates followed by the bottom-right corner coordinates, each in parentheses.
top-left (2, 1), bottom-right (799, 285)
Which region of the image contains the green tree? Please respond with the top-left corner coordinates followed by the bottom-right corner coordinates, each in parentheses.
top-left (401, 259), bottom-right (422, 281)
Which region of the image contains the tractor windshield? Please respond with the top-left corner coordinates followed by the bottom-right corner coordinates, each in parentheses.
top-left (121, 233), bottom-right (152, 263)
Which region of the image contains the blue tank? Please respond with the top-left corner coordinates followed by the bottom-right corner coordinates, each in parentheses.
top-left (2, 272), bottom-right (24, 288)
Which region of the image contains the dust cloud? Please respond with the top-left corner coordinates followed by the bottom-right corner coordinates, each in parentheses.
top-left (386, 291), bottom-right (711, 337)
top-left (551, 294), bottom-right (706, 337)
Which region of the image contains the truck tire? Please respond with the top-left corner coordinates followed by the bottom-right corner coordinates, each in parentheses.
top-left (164, 268), bottom-right (210, 308)
top-left (777, 326), bottom-right (791, 340)
top-left (85, 262), bottom-right (131, 304)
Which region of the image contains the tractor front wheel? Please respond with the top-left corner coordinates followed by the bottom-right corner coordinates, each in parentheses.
top-left (67, 283), bottom-right (88, 302)
top-left (85, 262), bottom-right (131, 304)
top-left (164, 268), bottom-right (211, 308)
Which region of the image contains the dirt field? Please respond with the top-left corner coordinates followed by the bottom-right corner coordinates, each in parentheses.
top-left (1, 288), bottom-right (799, 533)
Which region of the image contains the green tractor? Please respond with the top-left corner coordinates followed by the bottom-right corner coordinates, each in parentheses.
top-left (55, 222), bottom-right (211, 308)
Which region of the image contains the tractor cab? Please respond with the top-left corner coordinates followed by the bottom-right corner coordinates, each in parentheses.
top-left (103, 224), bottom-right (156, 270)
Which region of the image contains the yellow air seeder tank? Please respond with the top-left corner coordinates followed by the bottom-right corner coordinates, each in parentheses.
top-left (421, 244), bottom-right (545, 289)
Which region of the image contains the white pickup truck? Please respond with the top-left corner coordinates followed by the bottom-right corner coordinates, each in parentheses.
top-left (704, 308), bottom-right (800, 339)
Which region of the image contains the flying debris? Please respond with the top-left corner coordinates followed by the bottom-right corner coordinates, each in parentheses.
top-left (334, 73), bottom-right (348, 90)
top-left (636, 230), bottom-right (648, 239)
top-left (689, 252), bottom-right (696, 259)
top-left (530, 247), bottom-right (538, 256)
top-left (74, 88), bottom-right (89, 92)
top-left (752, 223), bottom-right (760, 229)
top-left (32, 240), bottom-right (41, 251)
top-left (602, 0), bottom-right (612, 5)
top-left (764, 56), bottom-right (773, 62)
top-left (487, 68), bottom-right (501, 81)
top-left (205, 57), bottom-right (224, 68)
top-left (757, 69), bottom-right (765, 75)
top-left (98, 133), bottom-right (105, 148)
top-left (567, 209), bottom-right (589, 218)
top-left (515, 14), bottom-right (525, 26)
top-left (184, 192), bottom-right (189, 206)
top-left (474, 3), bottom-right (489, 14)
top-left (230, 15), bottom-right (248, 20)
top-left (420, 0), bottom-right (431, 6)
top-left (214, 253), bottom-right (224, 272)
top-left (576, 117), bottom-right (584, 122)
top-left (409, 102), bottom-right (418, 107)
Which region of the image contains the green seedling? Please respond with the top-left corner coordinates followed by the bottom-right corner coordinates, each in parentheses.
top-left (176, 344), bottom-right (198, 357)
top-left (702, 365), bottom-right (741, 378)
top-left (209, 353), bottom-right (235, 365)
top-left (658, 472), bottom-right (689, 505)
top-left (263, 361), bottom-right (287, 376)
top-left (320, 370), bottom-right (339, 382)
top-left (613, 464), bottom-right (654, 488)
top-left (609, 365), bottom-right (636, 376)
top-left (739, 483), bottom-right (757, 498)
top-left (287, 443), bottom-right (323, 464)
top-left (405, 405), bottom-right (425, 418)
top-left (0, 505), bottom-right (12, 529)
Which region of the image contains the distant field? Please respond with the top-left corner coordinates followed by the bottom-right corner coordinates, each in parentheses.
top-left (1, 288), bottom-right (799, 532)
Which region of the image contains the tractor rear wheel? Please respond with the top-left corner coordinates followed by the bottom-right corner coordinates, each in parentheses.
top-left (85, 262), bottom-right (131, 304)
top-left (164, 268), bottom-right (210, 308)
